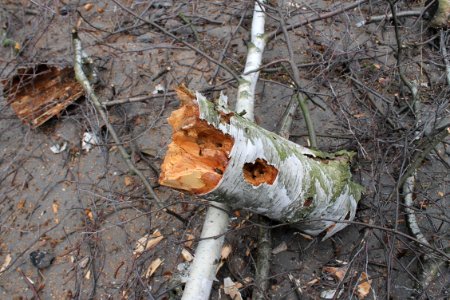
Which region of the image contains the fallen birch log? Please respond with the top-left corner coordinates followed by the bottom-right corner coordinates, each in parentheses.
top-left (160, 86), bottom-right (363, 239)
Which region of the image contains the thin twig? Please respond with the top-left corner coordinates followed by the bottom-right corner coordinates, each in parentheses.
top-left (178, 12), bottom-right (200, 42)
top-left (72, 29), bottom-right (186, 224)
top-left (18, 269), bottom-right (42, 300)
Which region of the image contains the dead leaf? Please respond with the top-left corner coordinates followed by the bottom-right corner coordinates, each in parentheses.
top-left (78, 257), bottom-right (89, 269)
top-left (85, 269), bottom-right (91, 280)
top-left (243, 277), bottom-right (253, 284)
top-left (438, 191), bottom-right (444, 197)
top-left (84, 3), bottom-right (94, 11)
top-left (52, 201), bottom-right (59, 214)
top-left (323, 265), bottom-right (349, 282)
top-left (85, 208), bottom-right (94, 222)
top-left (221, 244), bottom-right (232, 260)
top-left (133, 233), bottom-right (164, 256)
top-left (145, 258), bottom-right (163, 278)
top-left (163, 270), bottom-right (173, 280)
top-left (52, 201), bottom-right (60, 223)
top-left (223, 277), bottom-right (243, 300)
top-left (216, 244), bottom-right (232, 273)
top-left (419, 200), bottom-right (430, 209)
top-left (297, 232), bottom-right (313, 240)
top-left (181, 248), bottom-right (193, 262)
top-left (353, 113), bottom-right (367, 119)
top-left (378, 77), bottom-right (389, 86)
top-left (320, 289), bottom-right (342, 299)
top-left (272, 241), bottom-right (288, 254)
top-left (184, 234), bottom-right (195, 248)
top-left (124, 176), bottom-right (134, 187)
top-left (0, 254), bottom-right (12, 273)
top-left (306, 278), bottom-right (319, 286)
top-left (356, 272), bottom-right (372, 299)
top-left (141, 148), bottom-right (157, 157)
top-left (17, 199), bottom-right (26, 210)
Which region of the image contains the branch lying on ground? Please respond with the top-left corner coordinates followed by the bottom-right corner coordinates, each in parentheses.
top-left (356, 10), bottom-right (421, 27)
top-left (276, 8), bottom-right (317, 148)
top-left (72, 29), bottom-right (186, 224)
top-left (103, 92), bottom-right (176, 107)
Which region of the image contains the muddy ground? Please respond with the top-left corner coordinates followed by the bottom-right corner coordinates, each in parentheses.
top-left (0, 0), bottom-right (449, 299)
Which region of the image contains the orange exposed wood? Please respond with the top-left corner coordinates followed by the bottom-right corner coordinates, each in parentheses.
top-left (159, 87), bottom-right (234, 194)
top-left (3, 64), bottom-right (84, 128)
top-left (243, 158), bottom-right (278, 186)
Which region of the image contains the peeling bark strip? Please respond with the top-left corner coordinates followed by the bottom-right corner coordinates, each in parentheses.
top-left (160, 87), bottom-right (363, 238)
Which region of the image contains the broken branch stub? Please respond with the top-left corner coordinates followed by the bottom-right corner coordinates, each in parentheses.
top-left (160, 87), bottom-right (363, 238)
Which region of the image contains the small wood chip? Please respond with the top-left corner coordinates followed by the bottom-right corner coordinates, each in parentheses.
top-left (0, 254), bottom-right (12, 273)
top-left (181, 248), bottom-right (194, 262)
top-left (84, 3), bottom-right (94, 11)
top-left (223, 277), bottom-right (243, 300)
top-left (124, 176), bottom-right (134, 187)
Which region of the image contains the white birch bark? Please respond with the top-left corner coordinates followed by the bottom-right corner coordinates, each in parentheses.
top-left (235, 1), bottom-right (267, 120)
top-left (194, 92), bottom-right (362, 239)
top-left (180, 205), bottom-right (229, 300)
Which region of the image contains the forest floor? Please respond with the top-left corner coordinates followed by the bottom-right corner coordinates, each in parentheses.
top-left (0, 0), bottom-right (449, 299)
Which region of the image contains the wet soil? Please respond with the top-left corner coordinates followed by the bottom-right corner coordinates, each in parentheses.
top-left (0, 0), bottom-right (449, 299)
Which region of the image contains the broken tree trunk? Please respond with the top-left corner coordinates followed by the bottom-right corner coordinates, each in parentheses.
top-left (160, 87), bottom-right (362, 239)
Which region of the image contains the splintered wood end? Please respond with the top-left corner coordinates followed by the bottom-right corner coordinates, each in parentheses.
top-left (159, 86), bottom-right (234, 194)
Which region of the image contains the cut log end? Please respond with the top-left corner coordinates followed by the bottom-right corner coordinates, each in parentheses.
top-left (159, 87), bottom-right (234, 194)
